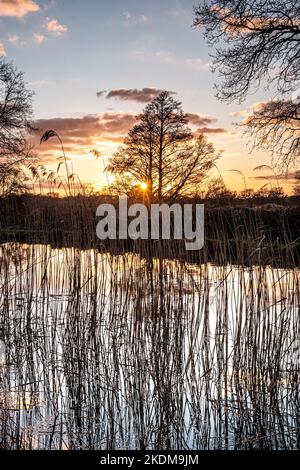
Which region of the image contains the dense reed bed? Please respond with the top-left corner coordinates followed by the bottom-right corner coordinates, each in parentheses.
top-left (0, 240), bottom-right (299, 449)
top-left (1, 194), bottom-right (300, 268)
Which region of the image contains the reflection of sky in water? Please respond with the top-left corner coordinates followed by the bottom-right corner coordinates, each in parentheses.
top-left (0, 243), bottom-right (299, 450)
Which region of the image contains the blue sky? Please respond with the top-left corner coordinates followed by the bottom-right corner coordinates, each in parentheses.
top-left (0, 0), bottom-right (280, 191)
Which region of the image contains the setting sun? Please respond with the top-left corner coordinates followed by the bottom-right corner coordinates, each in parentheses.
top-left (140, 182), bottom-right (148, 191)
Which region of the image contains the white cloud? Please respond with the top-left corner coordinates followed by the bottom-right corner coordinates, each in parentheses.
top-left (229, 101), bottom-right (269, 119)
top-left (130, 47), bottom-right (210, 73)
top-left (229, 110), bottom-right (248, 118)
top-left (154, 50), bottom-right (177, 64)
top-left (0, 42), bottom-right (6, 57)
top-left (46, 18), bottom-right (68, 36)
top-left (184, 58), bottom-right (211, 71)
top-left (29, 79), bottom-right (51, 86)
top-left (8, 33), bottom-right (25, 45)
top-left (33, 33), bottom-right (46, 44)
top-left (123, 12), bottom-right (148, 25)
top-left (0, 0), bottom-right (39, 18)
top-left (8, 33), bottom-right (19, 43)
top-left (130, 46), bottom-right (178, 64)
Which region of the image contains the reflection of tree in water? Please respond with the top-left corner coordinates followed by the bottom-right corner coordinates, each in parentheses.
top-left (0, 244), bottom-right (299, 449)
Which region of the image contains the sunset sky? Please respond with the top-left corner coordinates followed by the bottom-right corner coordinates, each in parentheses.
top-left (0, 0), bottom-right (292, 192)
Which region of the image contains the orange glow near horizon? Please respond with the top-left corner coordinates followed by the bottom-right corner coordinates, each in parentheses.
top-left (140, 182), bottom-right (148, 191)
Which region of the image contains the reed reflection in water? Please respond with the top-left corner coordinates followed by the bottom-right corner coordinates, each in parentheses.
top-left (0, 243), bottom-right (299, 450)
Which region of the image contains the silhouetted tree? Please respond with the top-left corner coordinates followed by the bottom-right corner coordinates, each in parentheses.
top-left (293, 170), bottom-right (300, 196)
top-left (106, 91), bottom-right (218, 201)
top-left (0, 60), bottom-right (33, 157)
top-left (194, 1), bottom-right (300, 167)
top-left (254, 186), bottom-right (285, 200)
top-left (103, 175), bottom-right (145, 198)
top-left (0, 60), bottom-right (34, 196)
top-left (205, 177), bottom-right (236, 200)
top-left (244, 100), bottom-right (300, 169)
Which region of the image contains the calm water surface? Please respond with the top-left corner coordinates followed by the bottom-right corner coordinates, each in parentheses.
top-left (0, 243), bottom-right (299, 449)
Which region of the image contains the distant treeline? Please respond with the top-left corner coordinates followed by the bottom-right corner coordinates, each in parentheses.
top-left (0, 194), bottom-right (299, 268)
